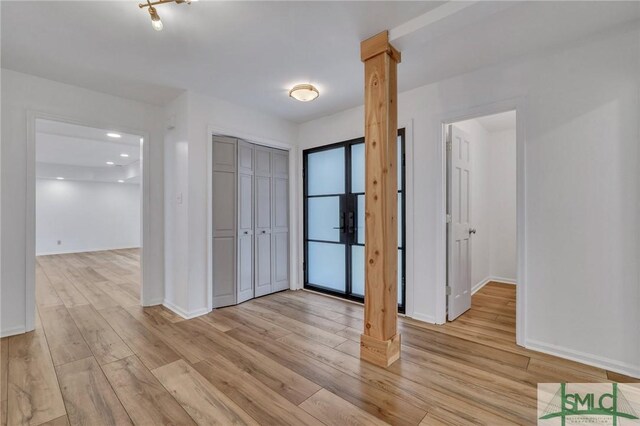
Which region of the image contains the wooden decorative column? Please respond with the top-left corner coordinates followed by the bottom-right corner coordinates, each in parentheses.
top-left (360, 30), bottom-right (402, 368)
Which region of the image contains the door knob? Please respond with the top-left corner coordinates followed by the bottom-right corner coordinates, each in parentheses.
top-left (469, 228), bottom-right (476, 235)
top-left (261, 230), bottom-right (266, 234)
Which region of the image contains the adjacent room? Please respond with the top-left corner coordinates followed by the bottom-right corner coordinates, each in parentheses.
top-left (35, 120), bottom-right (143, 310)
top-left (443, 111), bottom-right (518, 343)
top-left (1, 1), bottom-right (639, 425)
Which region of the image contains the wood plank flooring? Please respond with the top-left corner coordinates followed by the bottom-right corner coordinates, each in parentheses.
top-left (1, 251), bottom-right (636, 425)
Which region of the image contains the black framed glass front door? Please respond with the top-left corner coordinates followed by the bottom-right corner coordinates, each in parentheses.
top-left (303, 129), bottom-right (406, 311)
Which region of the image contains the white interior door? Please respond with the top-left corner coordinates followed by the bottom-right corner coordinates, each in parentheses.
top-left (447, 125), bottom-right (473, 320)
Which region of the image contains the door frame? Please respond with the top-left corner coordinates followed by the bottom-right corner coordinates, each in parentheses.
top-left (438, 97), bottom-right (527, 346)
top-left (25, 110), bottom-right (151, 332)
top-left (301, 129), bottom-right (407, 312)
top-left (206, 125), bottom-right (297, 312)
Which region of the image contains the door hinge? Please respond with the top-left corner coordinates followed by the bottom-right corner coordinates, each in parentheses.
top-left (446, 286), bottom-right (452, 295)
top-left (446, 140), bottom-right (452, 152)
top-left (446, 214), bottom-right (452, 224)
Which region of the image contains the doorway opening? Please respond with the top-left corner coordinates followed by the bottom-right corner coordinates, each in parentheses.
top-left (444, 111), bottom-right (517, 341)
top-left (34, 119), bottom-right (144, 312)
top-left (302, 129), bottom-right (406, 312)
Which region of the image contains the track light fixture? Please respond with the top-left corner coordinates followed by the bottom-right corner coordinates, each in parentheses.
top-left (138, 0), bottom-right (195, 31)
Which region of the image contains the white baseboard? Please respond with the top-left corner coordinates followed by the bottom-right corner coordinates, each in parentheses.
top-left (1, 325), bottom-right (26, 338)
top-left (472, 276), bottom-right (517, 294)
top-left (491, 276), bottom-right (517, 285)
top-left (162, 300), bottom-right (210, 320)
top-left (525, 338), bottom-right (640, 380)
top-left (143, 298), bottom-right (163, 307)
top-left (408, 312), bottom-right (437, 324)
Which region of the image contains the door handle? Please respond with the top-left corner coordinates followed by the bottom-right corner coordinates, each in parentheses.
top-left (347, 211), bottom-right (355, 234)
top-left (332, 212), bottom-right (346, 231)
top-left (469, 228), bottom-right (476, 235)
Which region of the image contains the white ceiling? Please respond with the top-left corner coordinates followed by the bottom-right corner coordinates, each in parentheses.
top-left (36, 119), bottom-right (141, 184)
top-left (3, 2), bottom-right (639, 123)
top-left (36, 120), bottom-right (141, 168)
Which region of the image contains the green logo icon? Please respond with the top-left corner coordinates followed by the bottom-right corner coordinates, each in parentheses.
top-left (539, 383), bottom-right (639, 425)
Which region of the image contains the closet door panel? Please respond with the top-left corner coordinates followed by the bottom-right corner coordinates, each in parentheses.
top-left (237, 233), bottom-right (253, 303)
top-left (213, 138), bottom-right (236, 172)
top-left (212, 171), bottom-right (235, 235)
top-left (236, 141), bottom-right (254, 303)
top-left (272, 151), bottom-right (288, 178)
top-left (238, 142), bottom-right (254, 175)
top-left (212, 137), bottom-right (237, 308)
top-left (271, 149), bottom-right (289, 293)
top-left (273, 177), bottom-right (288, 230)
top-left (272, 232), bottom-right (289, 291)
top-left (255, 149), bottom-right (271, 176)
top-left (255, 176), bottom-right (272, 230)
top-left (238, 174), bottom-right (253, 232)
top-left (213, 237), bottom-right (235, 305)
top-left (254, 232), bottom-right (272, 297)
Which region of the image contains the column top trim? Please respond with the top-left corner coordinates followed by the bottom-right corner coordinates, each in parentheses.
top-left (360, 30), bottom-right (402, 63)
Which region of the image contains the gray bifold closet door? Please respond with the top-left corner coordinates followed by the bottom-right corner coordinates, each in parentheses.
top-left (254, 146), bottom-right (273, 297)
top-left (237, 141), bottom-right (255, 303)
top-left (212, 135), bottom-right (289, 308)
top-left (271, 150), bottom-right (289, 292)
top-left (212, 136), bottom-right (238, 308)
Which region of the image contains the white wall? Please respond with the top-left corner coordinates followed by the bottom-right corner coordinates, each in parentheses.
top-left (36, 179), bottom-right (140, 255)
top-left (454, 120), bottom-right (516, 289)
top-left (1, 69), bottom-right (165, 336)
top-left (163, 91), bottom-right (298, 318)
top-left (489, 129), bottom-right (517, 282)
top-left (297, 25), bottom-right (640, 376)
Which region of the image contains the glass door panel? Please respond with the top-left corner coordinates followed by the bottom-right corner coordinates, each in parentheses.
top-left (307, 196), bottom-right (342, 242)
top-left (307, 147), bottom-right (345, 195)
top-left (305, 146), bottom-right (347, 293)
top-left (308, 242), bottom-right (345, 292)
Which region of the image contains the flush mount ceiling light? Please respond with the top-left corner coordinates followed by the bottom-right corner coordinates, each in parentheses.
top-left (289, 84), bottom-right (319, 102)
top-left (56, 177), bottom-right (65, 180)
top-left (106, 161), bottom-right (115, 165)
top-left (138, 0), bottom-right (195, 31)
top-left (120, 153), bottom-right (129, 158)
top-left (107, 132), bottom-right (121, 138)
top-left (118, 180), bottom-right (125, 183)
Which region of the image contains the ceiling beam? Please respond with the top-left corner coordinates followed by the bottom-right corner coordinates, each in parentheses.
top-left (389, 1), bottom-right (515, 51)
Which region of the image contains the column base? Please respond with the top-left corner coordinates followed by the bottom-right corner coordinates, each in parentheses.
top-left (360, 333), bottom-right (401, 368)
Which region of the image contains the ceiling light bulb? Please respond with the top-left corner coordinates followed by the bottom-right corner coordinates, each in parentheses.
top-left (107, 132), bottom-right (121, 138)
top-left (56, 177), bottom-right (65, 180)
top-left (149, 6), bottom-right (163, 31)
top-left (118, 180), bottom-right (125, 183)
top-left (289, 84), bottom-right (320, 102)
top-left (120, 153), bottom-right (129, 158)
top-left (106, 161), bottom-right (115, 165)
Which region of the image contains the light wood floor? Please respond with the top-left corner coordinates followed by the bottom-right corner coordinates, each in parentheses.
top-left (1, 250), bottom-right (636, 426)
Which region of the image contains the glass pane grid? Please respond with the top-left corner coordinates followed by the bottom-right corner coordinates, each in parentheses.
top-left (304, 132), bottom-right (405, 310)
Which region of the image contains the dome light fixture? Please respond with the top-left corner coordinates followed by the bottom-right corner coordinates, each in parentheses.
top-left (289, 84), bottom-right (320, 102)
top-left (139, 0), bottom-right (194, 32)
